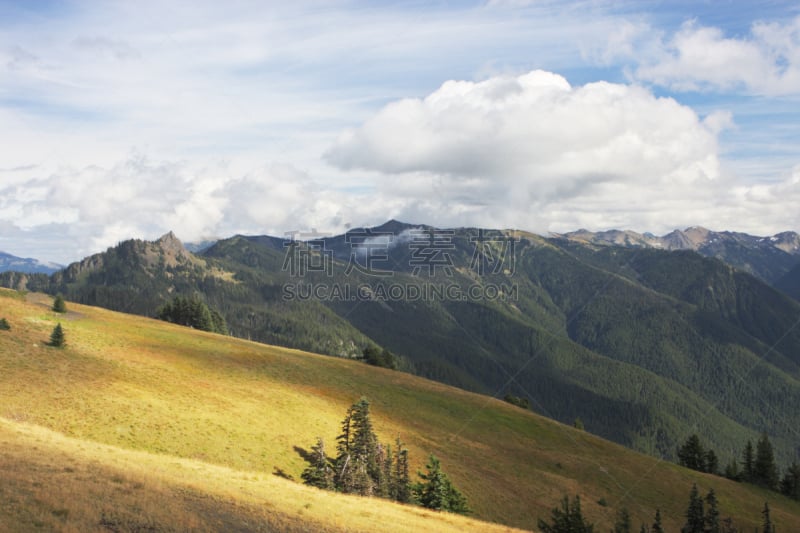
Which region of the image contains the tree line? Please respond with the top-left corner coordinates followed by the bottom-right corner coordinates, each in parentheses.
top-left (299, 398), bottom-right (469, 514)
top-left (677, 433), bottom-right (799, 500)
top-left (540, 483), bottom-right (775, 533)
top-left (155, 295), bottom-right (228, 335)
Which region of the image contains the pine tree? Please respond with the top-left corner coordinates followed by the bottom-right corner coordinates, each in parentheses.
top-left (613, 507), bottom-right (632, 533)
top-left (333, 398), bottom-right (380, 496)
top-left (374, 442), bottom-right (388, 497)
top-left (705, 449), bottom-right (719, 475)
top-left (724, 457), bottom-right (741, 481)
top-left (742, 441), bottom-right (755, 483)
top-left (678, 435), bottom-right (706, 472)
top-left (334, 404), bottom-right (355, 492)
top-left (762, 502), bottom-right (773, 533)
top-left (537, 495), bottom-right (594, 533)
top-left (652, 508), bottom-right (664, 533)
top-left (414, 455), bottom-right (469, 514)
top-left (780, 461), bottom-right (800, 500)
top-left (0, 317), bottom-right (10, 330)
top-left (704, 488), bottom-right (720, 533)
top-left (754, 433), bottom-right (779, 490)
top-left (681, 483), bottom-right (704, 533)
top-left (49, 323), bottom-right (66, 347)
top-left (301, 437), bottom-right (334, 489)
top-left (52, 294), bottom-right (66, 313)
top-left (390, 437), bottom-right (412, 503)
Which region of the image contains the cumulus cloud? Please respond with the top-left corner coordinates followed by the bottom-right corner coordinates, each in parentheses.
top-left (0, 156), bottom-right (370, 262)
top-left (326, 70), bottom-right (727, 208)
top-left (631, 17), bottom-right (800, 96)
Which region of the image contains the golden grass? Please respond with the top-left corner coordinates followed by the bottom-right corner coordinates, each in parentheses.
top-left (0, 418), bottom-right (521, 533)
top-left (1, 287), bottom-right (800, 531)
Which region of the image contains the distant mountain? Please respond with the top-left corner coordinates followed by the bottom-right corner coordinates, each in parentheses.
top-left (5, 222), bottom-right (800, 469)
top-left (561, 226), bottom-right (800, 285)
top-left (184, 239), bottom-right (218, 253)
top-left (776, 263), bottom-right (800, 301)
top-left (0, 251), bottom-right (62, 274)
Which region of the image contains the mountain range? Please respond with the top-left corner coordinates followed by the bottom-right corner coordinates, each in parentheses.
top-left (560, 226), bottom-right (800, 286)
top-left (3, 221), bottom-right (800, 470)
top-left (0, 251), bottom-right (62, 275)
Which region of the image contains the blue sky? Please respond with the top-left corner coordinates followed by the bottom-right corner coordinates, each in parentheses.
top-left (1, 0), bottom-right (799, 263)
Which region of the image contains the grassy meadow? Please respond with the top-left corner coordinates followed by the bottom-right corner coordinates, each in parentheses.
top-left (1, 287), bottom-right (799, 531)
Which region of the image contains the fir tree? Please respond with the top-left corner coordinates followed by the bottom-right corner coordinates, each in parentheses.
top-left (762, 502), bottom-right (773, 533)
top-left (724, 457), bottom-right (741, 481)
top-left (742, 441), bottom-right (755, 482)
top-left (49, 323), bottom-right (66, 347)
top-left (652, 509), bottom-right (664, 533)
top-left (334, 404), bottom-right (355, 492)
top-left (754, 433), bottom-right (779, 490)
top-left (613, 507), bottom-right (632, 533)
top-left (52, 294), bottom-right (66, 313)
top-left (537, 495), bottom-right (594, 533)
top-left (301, 437), bottom-right (334, 489)
top-left (681, 483), bottom-right (704, 533)
top-left (390, 437), bottom-right (412, 503)
top-left (333, 398), bottom-right (380, 496)
top-left (780, 461), bottom-right (800, 500)
top-left (414, 455), bottom-right (469, 514)
top-left (678, 435), bottom-right (706, 472)
top-left (705, 449), bottom-right (719, 475)
top-left (704, 488), bottom-right (720, 533)
top-left (0, 317), bottom-right (10, 330)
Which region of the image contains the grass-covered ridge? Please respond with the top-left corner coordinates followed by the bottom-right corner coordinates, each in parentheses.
top-left (1, 288), bottom-right (800, 531)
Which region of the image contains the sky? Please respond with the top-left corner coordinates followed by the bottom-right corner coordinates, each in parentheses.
top-left (1, 0), bottom-right (800, 264)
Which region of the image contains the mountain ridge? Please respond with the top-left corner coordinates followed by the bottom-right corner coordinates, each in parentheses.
top-left (4, 222), bottom-right (800, 469)
top-left (560, 226), bottom-right (800, 285)
top-left (0, 250), bottom-right (63, 274)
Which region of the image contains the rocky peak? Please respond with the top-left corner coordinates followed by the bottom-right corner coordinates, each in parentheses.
top-left (156, 231), bottom-right (185, 254)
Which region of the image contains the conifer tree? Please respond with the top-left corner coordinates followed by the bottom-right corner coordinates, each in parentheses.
top-left (705, 449), bottom-right (719, 475)
top-left (390, 437), bottom-right (412, 503)
top-left (301, 437), bottom-right (334, 489)
top-left (780, 461), bottom-right (800, 500)
top-left (333, 398), bottom-right (380, 496)
top-left (652, 509), bottom-right (664, 533)
top-left (334, 404), bottom-right (355, 492)
top-left (724, 457), bottom-right (741, 481)
top-left (537, 495), bottom-right (594, 533)
top-left (308, 439), bottom-right (332, 484)
top-left (742, 441), bottom-right (755, 482)
top-left (414, 455), bottom-right (469, 514)
top-left (754, 433), bottom-right (779, 490)
top-left (0, 317), bottom-right (10, 330)
top-left (678, 435), bottom-right (706, 472)
top-left (762, 502), bottom-right (773, 533)
top-left (613, 507), bottom-right (632, 533)
top-left (681, 484), bottom-right (704, 533)
top-left (704, 488), bottom-right (720, 533)
top-left (49, 323), bottom-right (65, 347)
top-left (52, 294), bottom-right (66, 313)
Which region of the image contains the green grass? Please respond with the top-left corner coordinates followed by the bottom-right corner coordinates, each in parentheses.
top-left (1, 288), bottom-right (800, 531)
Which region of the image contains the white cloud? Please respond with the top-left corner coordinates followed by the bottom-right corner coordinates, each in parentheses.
top-left (1, 2), bottom-right (799, 263)
top-left (631, 18), bottom-right (800, 96)
top-left (327, 70), bottom-right (726, 206)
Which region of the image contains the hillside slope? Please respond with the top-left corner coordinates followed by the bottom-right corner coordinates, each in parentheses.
top-left (1, 289), bottom-right (800, 531)
top-left (4, 225), bottom-right (800, 468)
